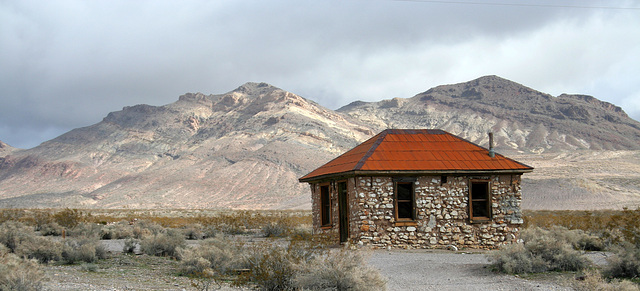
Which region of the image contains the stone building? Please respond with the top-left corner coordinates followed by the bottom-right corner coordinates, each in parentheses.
top-left (299, 129), bottom-right (533, 249)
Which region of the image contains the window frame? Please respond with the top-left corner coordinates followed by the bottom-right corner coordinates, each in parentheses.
top-left (393, 177), bottom-right (416, 222)
top-left (469, 179), bottom-right (492, 223)
top-left (319, 184), bottom-right (331, 227)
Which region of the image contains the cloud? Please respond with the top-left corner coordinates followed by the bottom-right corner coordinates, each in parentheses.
top-left (1, 0), bottom-right (639, 148)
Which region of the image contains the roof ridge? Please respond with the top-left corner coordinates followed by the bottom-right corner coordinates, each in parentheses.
top-left (299, 128), bottom-right (534, 182)
top-left (353, 130), bottom-right (389, 170)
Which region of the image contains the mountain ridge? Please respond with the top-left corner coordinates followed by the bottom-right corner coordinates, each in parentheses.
top-left (339, 75), bottom-right (639, 153)
top-left (1, 76), bottom-right (639, 210)
top-left (0, 82), bottom-right (372, 209)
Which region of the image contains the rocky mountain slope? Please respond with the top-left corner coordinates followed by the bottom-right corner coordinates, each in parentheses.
top-left (0, 83), bottom-right (372, 209)
top-left (339, 75), bottom-right (640, 153)
top-left (0, 140), bottom-right (14, 155)
top-left (1, 76), bottom-right (639, 210)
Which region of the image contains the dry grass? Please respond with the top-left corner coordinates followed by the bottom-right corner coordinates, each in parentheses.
top-left (524, 208), bottom-right (640, 246)
top-left (573, 269), bottom-right (640, 291)
top-left (0, 208), bottom-right (311, 234)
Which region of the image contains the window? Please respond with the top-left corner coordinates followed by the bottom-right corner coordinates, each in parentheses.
top-left (469, 180), bottom-right (491, 221)
top-left (441, 175), bottom-right (448, 185)
top-left (320, 185), bottom-right (331, 226)
top-left (395, 181), bottom-right (415, 220)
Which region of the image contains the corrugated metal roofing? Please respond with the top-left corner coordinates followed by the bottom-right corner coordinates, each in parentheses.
top-left (299, 129), bottom-right (533, 182)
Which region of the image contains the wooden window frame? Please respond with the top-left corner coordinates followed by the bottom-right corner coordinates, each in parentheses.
top-left (319, 184), bottom-right (331, 227)
top-left (394, 177), bottom-right (416, 222)
top-left (469, 179), bottom-right (491, 223)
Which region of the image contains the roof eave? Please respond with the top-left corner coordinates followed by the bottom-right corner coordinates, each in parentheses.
top-left (299, 168), bottom-right (534, 183)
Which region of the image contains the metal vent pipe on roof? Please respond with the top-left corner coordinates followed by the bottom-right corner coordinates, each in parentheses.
top-left (488, 132), bottom-right (495, 158)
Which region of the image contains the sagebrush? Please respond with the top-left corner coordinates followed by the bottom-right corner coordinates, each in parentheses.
top-left (0, 246), bottom-right (44, 291)
top-left (141, 229), bottom-right (186, 257)
top-left (489, 227), bottom-right (592, 274)
top-left (573, 269), bottom-right (639, 291)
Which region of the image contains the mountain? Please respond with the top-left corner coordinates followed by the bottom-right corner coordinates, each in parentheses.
top-left (1, 76), bottom-right (639, 210)
top-left (0, 140), bottom-right (15, 156)
top-left (339, 75), bottom-right (640, 153)
top-left (0, 82), bottom-right (372, 209)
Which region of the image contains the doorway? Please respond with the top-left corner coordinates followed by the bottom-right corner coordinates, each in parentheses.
top-left (338, 181), bottom-right (349, 243)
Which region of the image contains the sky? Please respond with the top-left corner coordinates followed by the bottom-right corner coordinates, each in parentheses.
top-left (1, 0), bottom-right (639, 149)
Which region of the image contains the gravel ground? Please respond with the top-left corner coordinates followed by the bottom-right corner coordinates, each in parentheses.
top-left (368, 249), bottom-right (574, 291)
top-left (41, 240), bottom-right (595, 290)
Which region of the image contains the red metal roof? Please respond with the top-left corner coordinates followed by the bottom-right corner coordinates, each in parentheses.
top-left (299, 129), bottom-right (533, 182)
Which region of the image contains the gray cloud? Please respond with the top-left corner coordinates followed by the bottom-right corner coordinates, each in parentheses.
top-left (1, 0), bottom-right (639, 148)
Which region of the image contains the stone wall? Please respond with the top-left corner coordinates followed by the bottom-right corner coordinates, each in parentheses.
top-left (312, 174), bottom-right (524, 249)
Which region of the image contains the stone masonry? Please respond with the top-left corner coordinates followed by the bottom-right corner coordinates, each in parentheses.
top-left (311, 174), bottom-right (524, 249)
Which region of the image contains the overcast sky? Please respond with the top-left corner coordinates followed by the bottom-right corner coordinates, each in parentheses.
top-left (1, 0), bottom-right (639, 149)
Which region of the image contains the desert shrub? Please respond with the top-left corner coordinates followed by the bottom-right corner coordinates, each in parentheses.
top-left (123, 238), bottom-right (140, 254)
top-left (99, 227), bottom-right (114, 240)
top-left (289, 227), bottom-right (316, 242)
top-left (489, 243), bottom-right (547, 274)
top-left (575, 232), bottom-right (606, 251)
top-left (53, 208), bottom-right (85, 228)
top-left (524, 208), bottom-right (640, 247)
top-left (141, 229), bottom-right (186, 257)
top-left (262, 222), bottom-right (288, 238)
top-left (39, 222), bottom-right (64, 236)
top-left (1, 221), bottom-right (65, 263)
top-left (201, 225), bottom-right (219, 239)
top-left (207, 210), bottom-right (302, 235)
top-left (0, 221), bottom-right (35, 252)
top-left (216, 222), bottom-right (247, 235)
top-left (292, 249), bottom-right (386, 291)
top-left (489, 227), bottom-right (592, 274)
top-left (15, 236), bottom-right (63, 263)
top-left (603, 242), bottom-right (640, 279)
top-left (67, 222), bottom-right (102, 238)
top-left (214, 212), bottom-right (254, 234)
top-left (241, 245), bottom-right (300, 290)
top-left (132, 225), bottom-right (153, 239)
top-left (134, 220), bottom-right (165, 237)
top-left (62, 236), bottom-right (107, 264)
top-left (100, 222), bottom-right (134, 240)
top-left (0, 209), bottom-right (23, 224)
top-left (573, 269), bottom-right (640, 291)
top-left (0, 247), bottom-right (43, 291)
top-left (261, 216), bottom-right (303, 238)
top-left (31, 210), bottom-right (54, 230)
top-left (181, 255), bottom-right (214, 278)
top-left (546, 226), bottom-right (604, 251)
top-left (238, 241), bottom-right (322, 290)
top-left (182, 224), bottom-right (205, 240)
top-left (603, 208), bottom-right (640, 247)
top-left (178, 236), bottom-right (247, 277)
